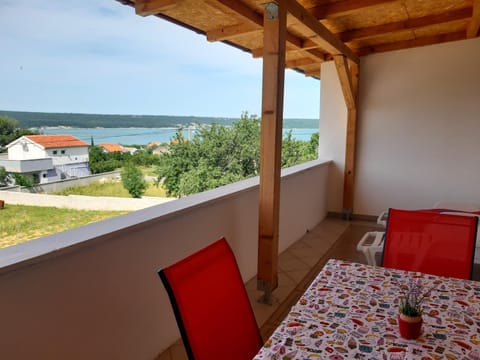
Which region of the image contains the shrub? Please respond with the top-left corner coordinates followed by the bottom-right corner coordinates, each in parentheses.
top-left (121, 163), bottom-right (147, 198)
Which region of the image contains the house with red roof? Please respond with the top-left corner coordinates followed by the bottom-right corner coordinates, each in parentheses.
top-left (2, 134), bottom-right (90, 184)
top-left (99, 143), bottom-right (125, 153)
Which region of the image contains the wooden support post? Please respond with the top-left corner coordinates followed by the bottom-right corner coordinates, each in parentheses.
top-left (334, 55), bottom-right (359, 219)
top-left (257, 2), bottom-right (286, 304)
top-left (467, 0), bottom-right (480, 38)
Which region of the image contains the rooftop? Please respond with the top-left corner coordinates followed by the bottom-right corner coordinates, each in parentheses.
top-left (24, 134), bottom-right (89, 149)
top-left (99, 143), bottom-right (125, 153)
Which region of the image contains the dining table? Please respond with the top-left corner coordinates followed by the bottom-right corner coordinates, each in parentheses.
top-left (253, 259), bottom-right (480, 360)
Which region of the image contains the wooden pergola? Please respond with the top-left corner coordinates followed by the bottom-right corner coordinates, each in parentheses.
top-left (116, 0), bottom-right (480, 301)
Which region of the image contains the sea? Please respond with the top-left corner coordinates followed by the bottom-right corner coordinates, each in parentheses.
top-left (42, 127), bottom-right (318, 145)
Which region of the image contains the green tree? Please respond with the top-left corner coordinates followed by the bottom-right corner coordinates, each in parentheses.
top-left (0, 166), bottom-right (9, 186)
top-left (157, 113), bottom-right (318, 197)
top-left (308, 132), bottom-right (319, 155)
top-left (121, 163), bottom-right (147, 198)
top-left (88, 146), bottom-right (122, 174)
top-left (281, 130), bottom-right (319, 167)
top-left (157, 113), bottom-right (260, 197)
top-left (0, 115), bottom-right (38, 148)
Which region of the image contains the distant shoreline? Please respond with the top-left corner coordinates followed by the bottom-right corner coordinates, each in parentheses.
top-left (1, 109), bottom-right (319, 130)
top-left (42, 127), bottom-right (318, 146)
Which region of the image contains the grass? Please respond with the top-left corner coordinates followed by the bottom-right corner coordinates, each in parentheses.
top-left (139, 165), bottom-right (159, 177)
top-left (0, 204), bottom-right (128, 249)
top-left (54, 180), bottom-right (168, 198)
top-left (1, 167), bottom-right (168, 249)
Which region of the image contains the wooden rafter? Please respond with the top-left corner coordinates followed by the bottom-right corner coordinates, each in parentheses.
top-left (356, 30), bottom-right (465, 56)
top-left (252, 48), bottom-right (326, 69)
top-left (208, 0), bottom-right (357, 65)
top-left (467, 0), bottom-right (480, 38)
top-left (340, 7), bottom-right (471, 42)
top-left (117, 0), bottom-right (476, 80)
top-left (285, 0), bottom-right (359, 63)
top-left (285, 57), bottom-right (319, 68)
top-left (135, 0), bottom-right (177, 16)
top-left (208, 0), bottom-right (314, 56)
top-left (208, 6), bottom-right (471, 51)
top-left (311, 0), bottom-right (398, 19)
top-left (207, 23), bottom-right (259, 42)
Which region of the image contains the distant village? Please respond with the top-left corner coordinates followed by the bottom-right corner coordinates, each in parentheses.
top-left (0, 134), bottom-right (167, 185)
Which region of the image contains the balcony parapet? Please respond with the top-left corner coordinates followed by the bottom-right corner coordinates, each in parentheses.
top-left (0, 159), bottom-right (331, 359)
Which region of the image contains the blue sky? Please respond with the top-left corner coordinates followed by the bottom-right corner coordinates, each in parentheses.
top-left (0, 0), bottom-right (320, 119)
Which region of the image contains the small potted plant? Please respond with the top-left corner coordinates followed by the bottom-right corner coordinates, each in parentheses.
top-left (398, 279), bottom-right (434, 339)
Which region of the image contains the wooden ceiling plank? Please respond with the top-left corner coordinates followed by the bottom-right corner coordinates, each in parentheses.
top-left (356, 30), bottom-right (465, 56)
top-left (311, 0), bottom-right (398, 19)
top-left (215, 0), bottom-right (263, 27)
top-left (467, 0), bottom-right (480, 38)
top-left (340, 7), bottom-right (471, 42)
top-left (211, 0), bottom-right (307, 54)
top-left (285, 0), bottom-right (359, 63)
top-left (209, 0), bottom-right (310, 52)
top-left (135, 0), bottom-right (177, 16)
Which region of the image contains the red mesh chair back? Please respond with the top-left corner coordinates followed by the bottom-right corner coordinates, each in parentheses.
top-left (158, 238), bottom-right (262, 360)
top-left (382, 208), bottom-right (477, 279)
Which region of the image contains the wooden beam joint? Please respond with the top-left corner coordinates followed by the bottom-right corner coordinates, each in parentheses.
top-left (333, 55), bottom-right (355, 110)
top-left (285, 0), bottom-right (359, 64)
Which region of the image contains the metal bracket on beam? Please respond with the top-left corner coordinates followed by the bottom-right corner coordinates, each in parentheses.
top-left (264, 2), bottom-right (279, 20)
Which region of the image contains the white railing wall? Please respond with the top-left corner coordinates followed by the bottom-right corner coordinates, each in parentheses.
top-left (0, 160), bottom-right (330, 360)
top-left (0, 170), bottom-right (121, 193)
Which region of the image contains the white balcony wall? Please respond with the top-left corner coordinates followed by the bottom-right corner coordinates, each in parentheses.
top-left (0, 158), bottom-right (53, 173)
top-left (319, 37), bottom-right (480, 216)
top-left (0, 160), bottom-right (329, 360)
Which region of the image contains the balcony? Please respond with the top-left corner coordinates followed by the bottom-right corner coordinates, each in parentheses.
top-left (0, 160), bottom-right (333, 359)
top-left (1, 2), bottom-right (479, 358)
top-left (3, 153), bottom-right (477, 359)
top-left (0, 157), bottom-right (53, 173)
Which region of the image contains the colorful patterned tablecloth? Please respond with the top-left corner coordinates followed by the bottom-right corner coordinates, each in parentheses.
top-left (253, 259), bottom-right (480, 360)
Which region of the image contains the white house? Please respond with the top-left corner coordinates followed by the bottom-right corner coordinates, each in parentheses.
top-left (2, 134), bottom-right (90, 184)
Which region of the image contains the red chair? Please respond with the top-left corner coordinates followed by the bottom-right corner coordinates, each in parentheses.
top-left (382, 208), bottom-right (477, 279)
top-left (158, 238), bottom-right (263, 360)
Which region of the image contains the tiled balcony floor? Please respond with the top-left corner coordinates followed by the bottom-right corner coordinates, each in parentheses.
top-left (156, 217), bottom-right (380, 360)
